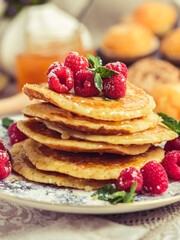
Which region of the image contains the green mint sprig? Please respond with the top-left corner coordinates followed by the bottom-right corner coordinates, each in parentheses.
top-left (2, 117), bottom-right (14, 129)
top-left (87, 53), bottom-right (102, 68)
top-left (94, 73), bottom-right (103, 95)
top-left (102, 96), bottom-right (123, 101)
top-left (158, 113), bottom-right (180, 135)
top-left (86, 53), bottom-right (119, 96)
top-left (92, 181), bottom-right (137, 204)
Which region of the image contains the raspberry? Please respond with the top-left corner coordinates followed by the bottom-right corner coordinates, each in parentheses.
top-left (164, 137), bottom-right (180, 153)
top-left (64, 52), bottom-right (89, 77)
top-left (106, 62), bottom-right (128, 79)
top-left (0, 162), bottom-right (11, 179)
top-left (103, 74), bottom-right (127, 99)
top-left (74, 69), bottom-right (99, 97)
top-left (47, 64), bottom-right (74, 93)
top-left (0, 141), bottom-right (6, 151)
top-left (0, 150), bottom-right (11, 179)
top-left (117, 167), bottom-right (143, 192)
top-left (0, 140), bottom-right (11, 161)
top-left (141, 161), bottom-right (168, 195)
top-left (8, 122), bottom-right (27, 145)
top-left (47, 62), bottom-right (64, 75)
top-left (162, 150), bottom-right (180, 180)
top-left (0, 150), bottom-right (9, 165)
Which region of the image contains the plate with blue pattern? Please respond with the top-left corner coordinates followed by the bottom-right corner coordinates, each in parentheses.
top-left (0, 115), bottom-right (180, 214)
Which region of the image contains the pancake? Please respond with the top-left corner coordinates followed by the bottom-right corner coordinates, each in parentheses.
top-left (23, 102), bottom-right (159, 134)
top-left (23, 138), bottom-right (164, 180)
top-left (10, 142), bottom-right (112, 191)
top-left (44, 119), bottom-right (178, 145)
top-left (17, 119), bottom-right (151, 155)
top-left (23, 82), bottom-right (156, 121)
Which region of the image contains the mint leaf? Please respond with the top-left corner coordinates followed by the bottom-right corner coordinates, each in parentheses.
top-left (88, 67), bottom-right (119, 79)
top-left (92, 184), bottom-right (118, 201)
top-left (2, 117), bottom-right (14, 129)
top-left (94, 73), bottom-right (103, 94)
top-left (87, 53), bottom-right (102, 68)
top-left (96, 67), bottom-right (119, 78)
top-left (158, 113), bottom-right (180, 135)
top-left (92, 182), bottom-right (136, 204)
top-left (109, 191), bottom-right (126, 204)
top-left (123, 181), bottom-right (137, 203)
top-left (102, 96), bottom-right (123, 101)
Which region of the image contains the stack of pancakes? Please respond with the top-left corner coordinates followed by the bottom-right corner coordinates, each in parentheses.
top-left (10, 82), bottom-right (177, 191)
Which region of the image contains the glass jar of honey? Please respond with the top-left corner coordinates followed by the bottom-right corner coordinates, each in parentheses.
top-left (15, 3), bottom-right (94, 91)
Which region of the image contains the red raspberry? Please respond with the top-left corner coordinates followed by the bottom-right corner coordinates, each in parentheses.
top-left (164, 137), bottom-right (180, 153)
top-left (74, 69), bottom-right (99, 97)
top-left (0, 140), bottom-right (12, 161)
top-left (0, 150), bottom-right (9, 165)
top-left (106, 62), bottom-right (128, 79)
top-left (0, 150), bottom-right (11, 179)
top-left (162, 150), bottom-right (180, 180)
top-left (8, 122), bottom-right (27, 145)
top-left (141, 161), bottom-right (168, 195)
top-left (103, 74), bottom-right (127, 99)
top-left (64, 52), bottom-right (89, 77)
top-left (47, 65), bottom-right (74, 93)
top-left (47, 62), bottom-right (64, 75)
top-left (0, 141), bottom-right (6, 151)
top-left (117, 167), bottom-right (143, 192)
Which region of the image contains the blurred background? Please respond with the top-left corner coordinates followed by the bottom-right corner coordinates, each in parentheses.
top-left (0, 0), bottom-right (180, 119)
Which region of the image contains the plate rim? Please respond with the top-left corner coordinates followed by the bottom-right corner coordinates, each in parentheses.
top-left (0, 186), bottom-right (180, 214)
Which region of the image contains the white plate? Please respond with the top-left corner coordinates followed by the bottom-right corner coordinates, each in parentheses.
top-left (0, 115), bottom-right (180, 214)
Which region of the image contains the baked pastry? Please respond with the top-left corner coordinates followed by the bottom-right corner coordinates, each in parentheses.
top-left (131, 1), bottom-right (177, 37)
top-left (160, 28), bottom-right (180, 65)
top-left (100, 23), bottom-right (159, 64)
top-left (152, 84), bottom-right (180, 120)
top-left (127, 58), bottom-right (180, 94)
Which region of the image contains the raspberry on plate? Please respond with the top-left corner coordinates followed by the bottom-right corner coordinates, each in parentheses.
top-left (141, 160), bottom-right (168, 195)
top-left (8, 122), bottom-right (27, 145)
top-left (47, 64), bottom-right (74, 94)
top-left (164, 137), bottom-right (180, 153)
top-left (103, 74), bottom-right (127, 99)
top-left (64, 52), bottom-right (89, 77)
top-left (74, 69), bottom-right (99, 97)
top-left (0, 140), bottom-right (12, 161)
top-left (162, 150), bottom-right (180, 180)
top-left (0, 141), bottom-right (6, 151)
top-left (0, 150), bottom-right (9, 165)
top-left (106, 62), bottom-right (128, 79)
top-left (117, 167), bottom-right (143, 192)
top-left (0, 150), bottom-right (11, 179)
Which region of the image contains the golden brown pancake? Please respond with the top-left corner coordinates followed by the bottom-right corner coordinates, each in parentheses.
top-left (23, 82), bottom-right (155, 121)
top-left (11, 142), bottom-right (113, 190)
top-left (43, 119), bottom-right (178, 145)
top-left (17, 119), bottom-right (151, 155)
top-left (23, 102), bottom-right (159, 134)
top-left (23, 138), bottom-right (164, 180)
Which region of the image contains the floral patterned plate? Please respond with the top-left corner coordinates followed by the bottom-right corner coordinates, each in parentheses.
top-left (0, 115), bottom-right (180, 214)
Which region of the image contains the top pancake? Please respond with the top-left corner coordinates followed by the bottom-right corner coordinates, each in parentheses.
top-left (23, 102), bottom-right (159, 134)
top-left (23, 82), bottom-right (155, 121)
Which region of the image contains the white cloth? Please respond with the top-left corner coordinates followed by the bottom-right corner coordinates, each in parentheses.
top-left (1, 200), bottom-right (180, 240)
top-left (0, 200), bottom-right (147, 240)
